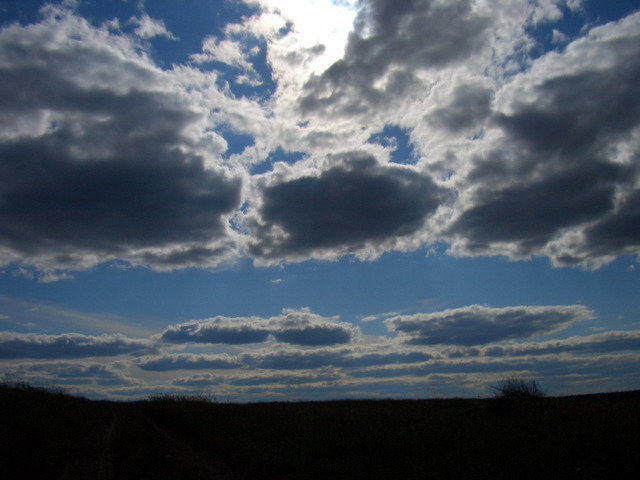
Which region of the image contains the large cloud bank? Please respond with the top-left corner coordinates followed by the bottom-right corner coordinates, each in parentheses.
top-left (0, 1), bottom-right (638, 274)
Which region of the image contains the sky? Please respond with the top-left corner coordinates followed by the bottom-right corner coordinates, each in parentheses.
top-left (0, 0), bottom-right (639, 401)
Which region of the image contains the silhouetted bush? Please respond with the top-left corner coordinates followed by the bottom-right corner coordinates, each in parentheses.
top-left (490, 376), bottom-right (546, 415)
top-left (491, 377), bottom-right (546, 400)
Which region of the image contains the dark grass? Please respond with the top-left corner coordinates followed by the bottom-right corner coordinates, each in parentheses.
top-left (2, 383), bottom-right (640, 479)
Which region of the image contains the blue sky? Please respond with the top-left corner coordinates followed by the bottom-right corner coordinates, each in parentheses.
top-left (1, 0), bottom-right (639, 401)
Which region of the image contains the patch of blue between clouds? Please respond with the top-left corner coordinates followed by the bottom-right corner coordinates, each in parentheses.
top-left (250, 147), bottom-right (306, 175)
top-left (0, 0), bottom-right (61, 26)
top-left (131, 0), bottom-right (258, 68)
top-left (223, 39), bottom-right (278, 101)
top-left (526, 0), bottom-right (640, 59)
top-left (220, 128), bottom-right (254, 158)
top-left (367, 125), bottom-right (417, 165)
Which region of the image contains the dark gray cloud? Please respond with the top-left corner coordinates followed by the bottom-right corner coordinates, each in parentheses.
top-left (1, 361), bottom-right (138, 386)
top-left (248, 348), bottom-right (435, 370)
top-left (495, 60), bottom-right (640, 158)
top-left (482, 330), bottom-right (640, 357)
top-left (0, 10), bottom-right (241, 271)
top-left (450, 163), bottom-right (627, 254)
top-left (438, 330), bottom-right (640, 358)
top-left (427, 83), bottom-right (493, 132)
top-left (272, 326), bottom-right (353, 346)
top-left (349, 353), bottom-right (640, 382)
top-left (161, 318), bottom-right (271, 345)
top-left (579, 190), bottom-right (640, 262)
top-left (172, 371), bottom-right (341, 387)
top-left (136, 347), bottom-right (435, 372)
top-left (136, 353), bottom-right (242, 371)
top-left (0, 137), bottom-right (240, 252)
top-left (385, 305), bottom-right (593, 346)
top-left (249, 154), bottom-right (447, 261)
top-left (448, 18), bottom-right (640, 264)
top-left (160, 308), bottom-right (359, 346)
top-left (298, 0), bottom-right (490, 117)
top-left (0, 332), bottom-right (153, 359)
top-left (171, 373), bottom-right (224, 387)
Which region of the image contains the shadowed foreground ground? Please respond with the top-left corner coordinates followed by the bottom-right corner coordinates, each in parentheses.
top-left (1, 384), bottom-right (639, 479)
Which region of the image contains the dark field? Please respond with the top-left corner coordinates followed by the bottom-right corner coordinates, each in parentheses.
top-left (1, 384), bottom-right (639, 479)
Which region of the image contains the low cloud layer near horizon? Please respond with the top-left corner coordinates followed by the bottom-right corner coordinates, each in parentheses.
top-left (2, 302), bottom-right (639, 400)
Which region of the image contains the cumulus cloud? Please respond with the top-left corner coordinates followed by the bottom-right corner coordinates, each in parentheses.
top-left (248, 153), bottom-right (448, 263)
top-left (2, 1), bottom-right (638, 274)
top-left (260, 2), bottom-right (640, 269)
top-left (0, 332), bottom-right (153, 359)
top-left (0, 6), bottom-right (244, 272)
top-left (447, 12), bottom-right (640, 266)
top-left (160, 308), bottom-right (359, 346)
top-left (385, 305), bottom-right (593, 346)
top-left (298, 0), bottom-right (490, 118)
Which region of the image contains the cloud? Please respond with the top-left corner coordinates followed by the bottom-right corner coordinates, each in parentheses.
top-left (259, 3), bottom-right (640, 269)
top-left (129, 14), bottom-right (176, 40)
top-left (248, 347), bottom-right (435, 370)
top-left (0, 332), bottom-right (153, 359)
top-left (349, 353), bottom-right (640, 383)
top-left (137, 344), bottom-right (434, 372)
top-left (385, 305), bottom-right (593, 346)
top-left (191, 37), bottom-right (252, 69)
top-left (298, 0), bottom-right (490, 118)
top-left (172, 370), bottom-right (341, 387)
top-left (136, 353), bottom-right (241, 371)
top-left (248, 153), bottom-right (448, 263)
top-left (447, 12), bottom-right (640, 266)
top-left (73, 328), bottom-right (640, 398)
top-left (0, 6), bottom-right (243, 272)
top-left (1, 2), bottom-right (639, 276)
top-left (160, 308), bottom-right (359, 346)
top-left (161, 317), bottom-right (271, 345)
top-left (426, 82), bottom-right (493, 133)
top-left (481, 330), bottom-right (640, 357)
top-left (135, 328), bottom-right (640, 394)
top-left (1, 361), bottom-right (139, 386)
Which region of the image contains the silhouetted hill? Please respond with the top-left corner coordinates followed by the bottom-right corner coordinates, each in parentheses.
top-left (2, 383), bottom-right (639, 479)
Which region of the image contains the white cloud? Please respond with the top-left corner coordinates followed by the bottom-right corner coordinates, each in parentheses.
top-left (191, 37), bottom-right (252, 69)
top-left (128, 14), bottom-right (176, 39)
top-left (551, 28), bottom-right (570, 44)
